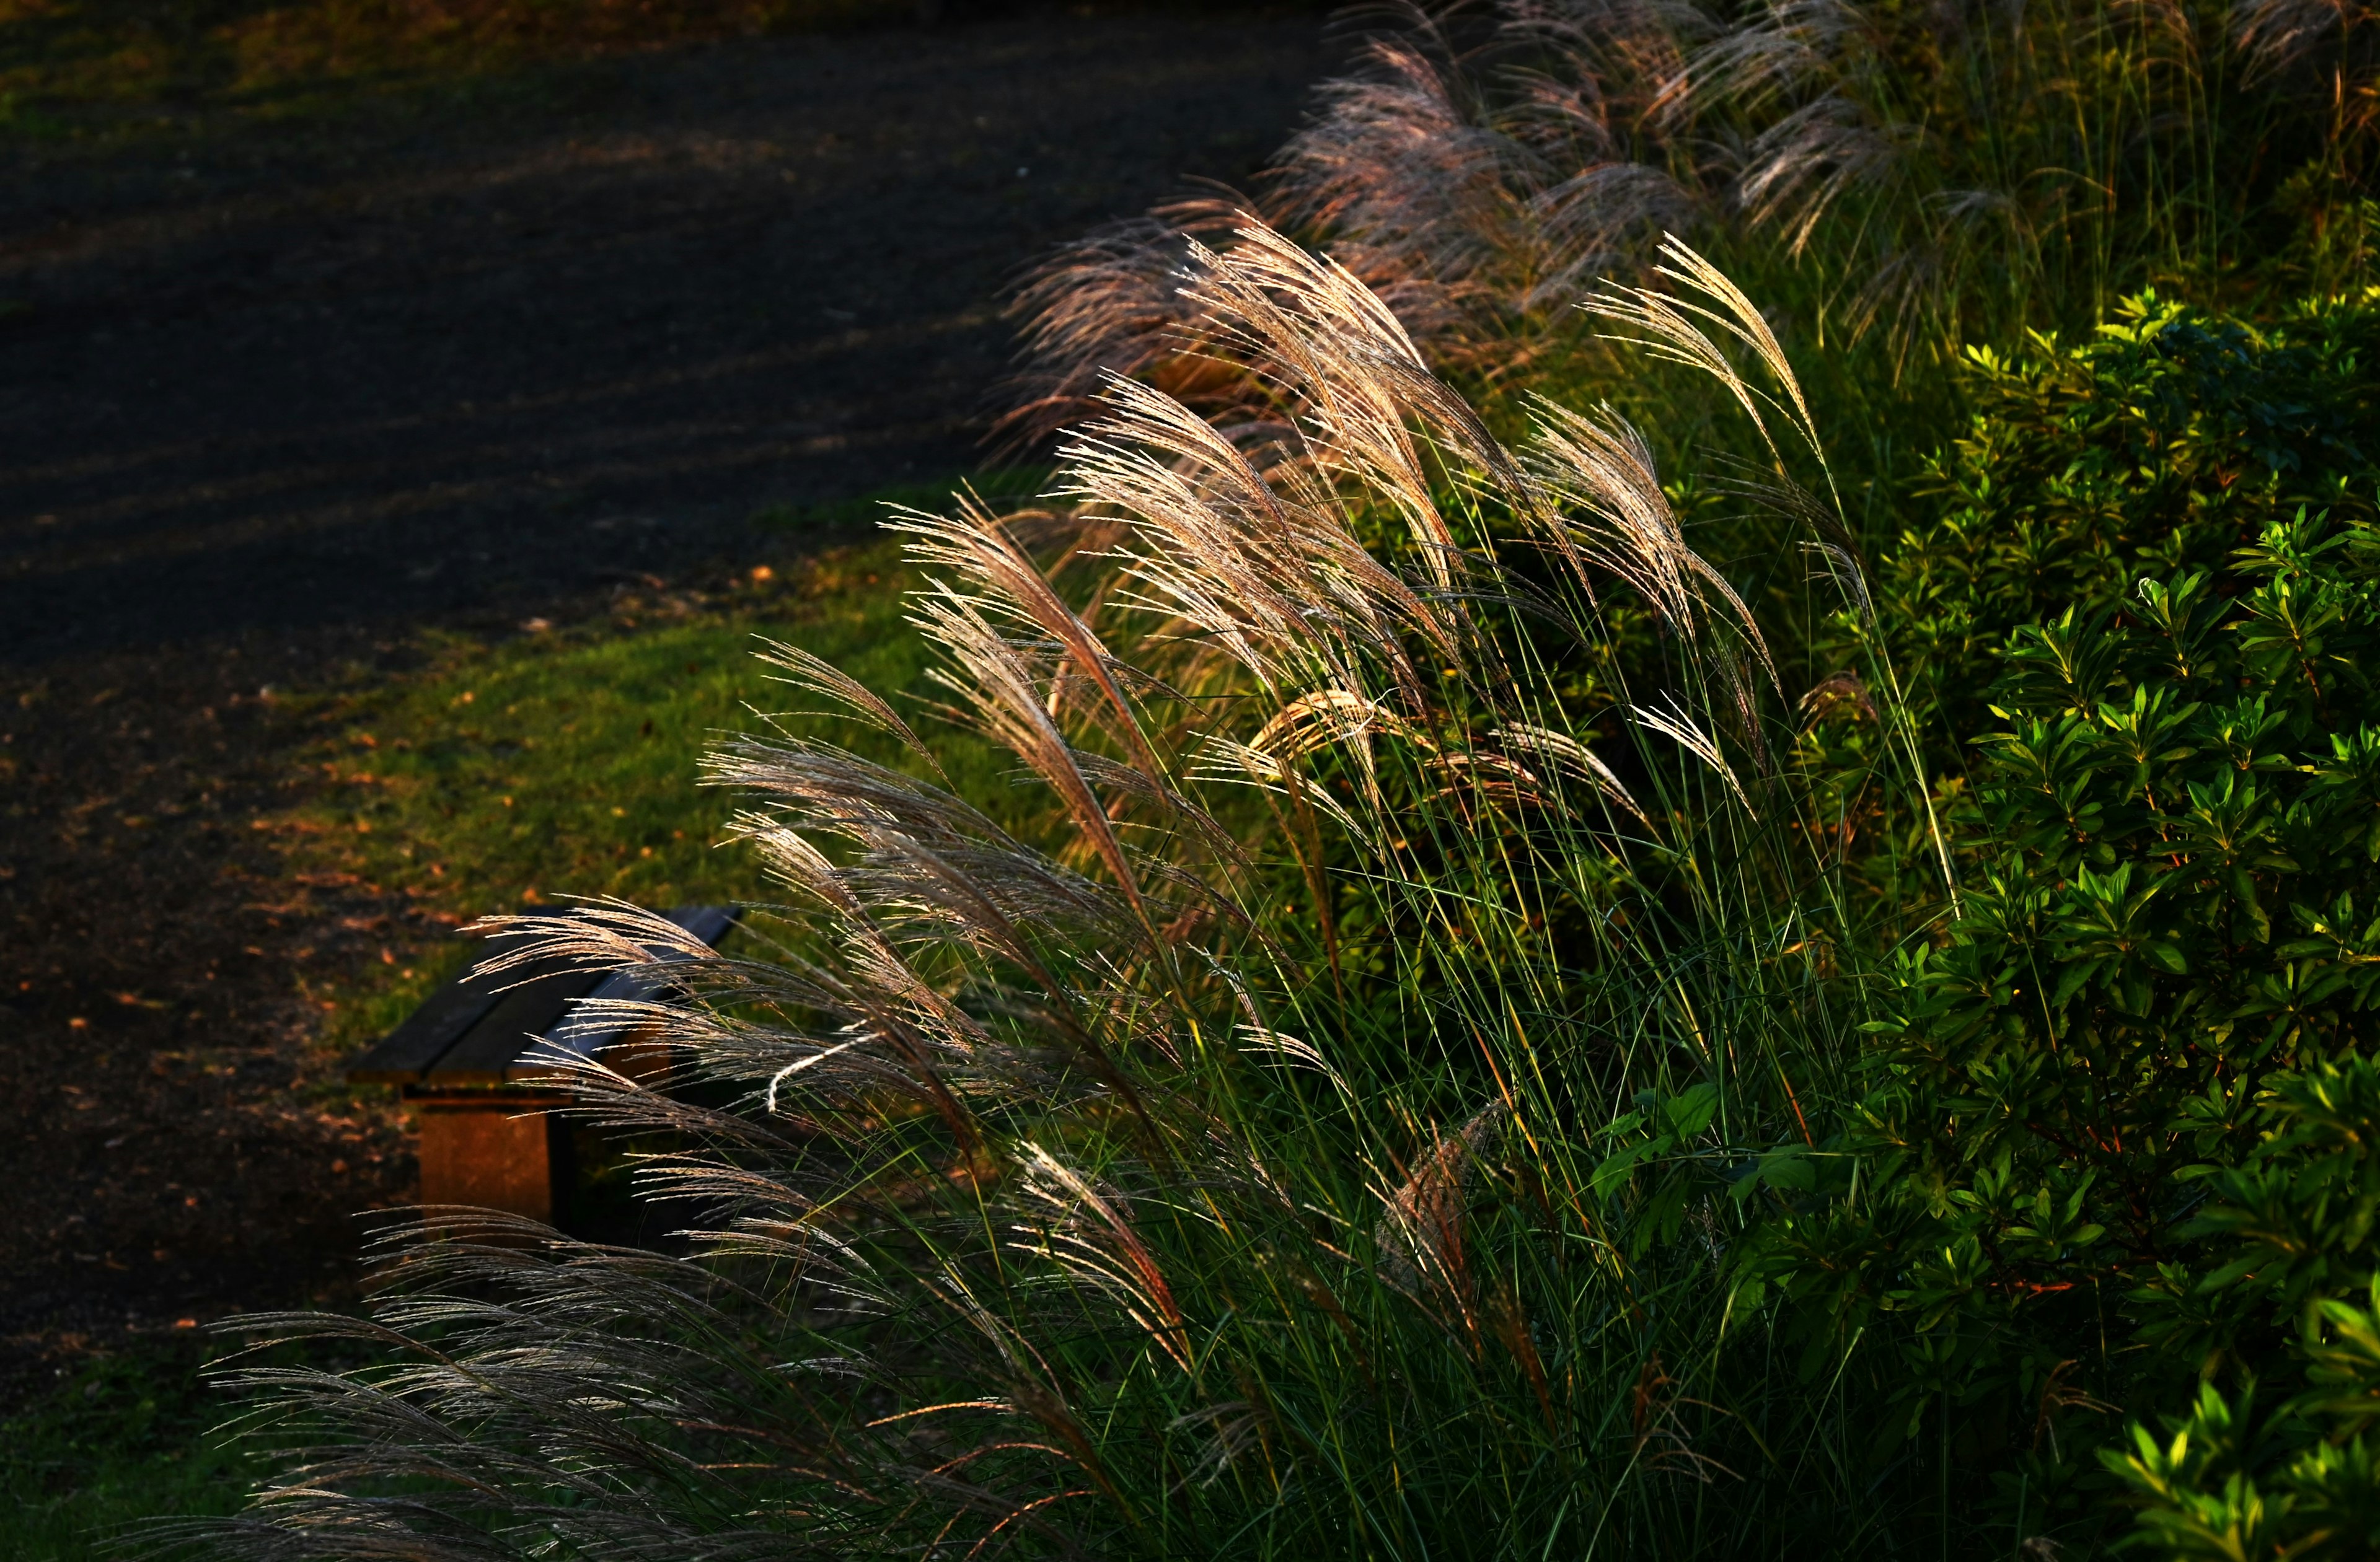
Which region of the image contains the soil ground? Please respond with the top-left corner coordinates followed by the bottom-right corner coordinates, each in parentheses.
top-left (0, 3), bottom-right (1336, 1411)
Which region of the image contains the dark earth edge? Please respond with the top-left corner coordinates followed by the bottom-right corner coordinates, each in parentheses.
top-left (0, 3), bottom-right (1340, 1411)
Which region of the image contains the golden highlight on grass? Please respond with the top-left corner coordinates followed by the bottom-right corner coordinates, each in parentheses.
top-left (158, 221), bottom-right (1936, 1561)
top-left (1005, 0), bottom-right (2378, 442)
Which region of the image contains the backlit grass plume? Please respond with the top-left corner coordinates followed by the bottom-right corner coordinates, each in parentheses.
top-left (158, 224), bottom-right (1937, 1559)
top-left (1006, 0), bottom-right (2379, 443)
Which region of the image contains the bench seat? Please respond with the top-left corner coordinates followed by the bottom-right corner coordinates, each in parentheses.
top-left (349, 905), bottom-right (736, 1222)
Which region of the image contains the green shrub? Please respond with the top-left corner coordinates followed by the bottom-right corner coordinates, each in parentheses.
top-left (1721, 286), bottom-right (2380, 1554)
top-left (1870, 288), bottom-right (2380, 747)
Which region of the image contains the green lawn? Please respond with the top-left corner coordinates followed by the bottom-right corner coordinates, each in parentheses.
top-left (0, 0), bottom-right (909, 133)
top-left (294, 518), bottom-right (1033, 1060)
top-left (3, 1339), bottom-right (253, 1562)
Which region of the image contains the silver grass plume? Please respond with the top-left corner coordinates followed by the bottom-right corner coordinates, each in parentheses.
top-left (1006, 0), bottom-right (2361, 436)
top-left (152, 221), bottom-right (1883, 1561)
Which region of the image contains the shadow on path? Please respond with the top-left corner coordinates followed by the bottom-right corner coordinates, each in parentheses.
top-left (0, 9), bottom-right (1331, 662)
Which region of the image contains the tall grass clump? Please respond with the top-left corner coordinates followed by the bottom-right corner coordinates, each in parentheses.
top-left (95, 0), bottom-right (2380, 1548)
top-left (1003, 0), bottom-right (2380, 452)
top-left (148, 224), bottom-right (1968, 1559)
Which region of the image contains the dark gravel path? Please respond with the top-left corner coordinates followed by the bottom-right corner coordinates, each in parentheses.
top-left (0, 6), bottom-right (1334, 1407)
top-left (1, 9), bottom-right (1329, 661)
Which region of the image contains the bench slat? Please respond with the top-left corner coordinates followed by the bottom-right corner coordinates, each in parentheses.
top-left (346, 979), bottom-right (503, 1085)
top-left (345, 912), bottom-right (573, 1084)
top-left (518, 905), bottom-right (739, 1075)
top-left (425, 963), bottom-right (608, 1087)
top-left (353, 905), bottom-right (739, 1088)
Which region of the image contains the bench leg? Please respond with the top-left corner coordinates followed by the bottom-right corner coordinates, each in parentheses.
top-left (409, 1092), bottom-right (574, 1224)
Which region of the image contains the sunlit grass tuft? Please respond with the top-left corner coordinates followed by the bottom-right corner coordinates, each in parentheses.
top-left (167, 219), bottom-right (1931, 1562)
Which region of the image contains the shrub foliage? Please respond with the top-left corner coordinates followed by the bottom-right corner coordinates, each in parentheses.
top-left (1823, 289), bottom-right (2380, 1553)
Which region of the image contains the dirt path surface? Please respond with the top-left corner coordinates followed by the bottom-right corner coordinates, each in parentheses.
top-left (2, 11), bottom-right (1330, 657)
top-left (0, 6), bottom-right (1333, 1408)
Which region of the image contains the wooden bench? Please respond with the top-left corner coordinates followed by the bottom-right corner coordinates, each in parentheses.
top-left (349, 905), bottom-right (737, 1224)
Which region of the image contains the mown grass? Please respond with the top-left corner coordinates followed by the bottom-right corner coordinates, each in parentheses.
top-left (1, 1328), bottom-right (455, 1561)
top-left (0, 0), bottom-right (1332, 140)
top-left (2, 1339), bottom-right (250, 1562)
top-left (289, 532), bottom-right (1020, 1061)
top-left (0, 0), bottom-right (907, 134)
